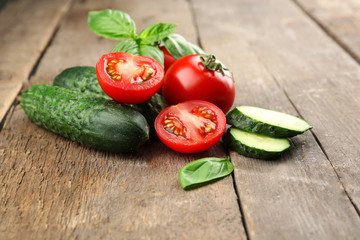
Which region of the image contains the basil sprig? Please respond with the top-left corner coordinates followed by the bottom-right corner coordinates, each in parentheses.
top-left (88, 10), bottom-right (136, 39)
top-left (88, 9), bottom-right (176, 66)
top-left (179, 157), bottom-right (234, 190)
top-left (163, 33), bottom-right (204, 59)
top-left (88, 9), bottom-right (204, 66)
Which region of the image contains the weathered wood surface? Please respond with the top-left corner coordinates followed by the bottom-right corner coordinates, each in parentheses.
top-left (0, 0), bottom-right (72, 124)
top-left (294, 0), bottom-right (360, 63)
top-left (1, 0), bottom-right (360, 239)
top-left (0, 0), bottom-right (245, 239)
top-left (192, 0), bottom-right (360, 238)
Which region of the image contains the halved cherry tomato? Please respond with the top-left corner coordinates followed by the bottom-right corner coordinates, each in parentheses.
top-left (155, 100), bottom-right (226, 153)
top-left (96, 52), bottom-right (164, 104)
top-left (160, 46), bottom-right (177, 72)
top-left (162, 54), bottom-right (235, 113)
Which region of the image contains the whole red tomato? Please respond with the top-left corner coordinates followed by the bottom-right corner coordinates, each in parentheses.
top-left (160, 46), bottom-right (177, 72)
top-left (96, 52), bottom-right (164, 104)
top-left (162, 54), bottom-right (235, 113)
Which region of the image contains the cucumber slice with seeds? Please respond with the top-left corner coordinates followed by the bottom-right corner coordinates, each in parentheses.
top-left (224, 127), bottom-right (290, 160)
top-left (226, 106), bottom-right (312, 138)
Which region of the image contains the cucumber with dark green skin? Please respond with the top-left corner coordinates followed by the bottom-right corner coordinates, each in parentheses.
top-left (224, 127), bottom-right (290, 160)
top-left (226, 106), bottom-right (312, 138)
top-left (21, 84), bottom-right (150, 153)
top-left (53, 66), bottom-right (168, 136)
top-left (54, 66), bottom-right (109, 98)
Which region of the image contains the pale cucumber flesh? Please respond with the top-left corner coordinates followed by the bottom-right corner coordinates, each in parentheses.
top-left (237, 106), bottom-right (311, 132)
top-left (230, 128), bottom-right (290, 152)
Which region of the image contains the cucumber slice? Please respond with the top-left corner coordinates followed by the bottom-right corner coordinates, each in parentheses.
top-left (224, 127), bottom-right (290, 160)
top-left (226, 106), bottom-right (312, 138)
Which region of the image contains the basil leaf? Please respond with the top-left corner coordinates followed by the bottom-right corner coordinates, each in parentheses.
top-left (139, 23), bottom-right (177, 44)
top-left (139, 44), bottom-right (164, 67)
top-left (88, 9), bottom-right (136, 40)
top-left (111, 41), bottom-right (164, 67)
top-left (163, 33), bottom-right (204, 59)
top-left (179, 157), bottom-right (234, 190)
top-left (111, 39), bottom-right (139, 55)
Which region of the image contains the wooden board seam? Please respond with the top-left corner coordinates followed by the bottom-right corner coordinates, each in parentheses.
top-left (292, 0), bottom-right (360, 65)
top-left (255, 48), bottom-right (360, 217)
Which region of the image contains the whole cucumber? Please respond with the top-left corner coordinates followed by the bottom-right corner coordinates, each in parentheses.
top-left (53, 66), bottom-right (168, 136)
top-left (53, 66), bottom-right (109, 98)
top-left (21, 84), bottom-right (150, 153)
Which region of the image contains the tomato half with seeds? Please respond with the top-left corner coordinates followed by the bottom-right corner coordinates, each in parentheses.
top-left (96, 52), bottom-right (164, 104)
top-left (155, 100), bottom-right (226, 153)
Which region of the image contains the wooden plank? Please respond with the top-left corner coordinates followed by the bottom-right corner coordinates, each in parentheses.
top-left (293, 0), bottom-right (360, 63)
top-left (192, 0), bottom-right (360, 239)
top-left (0, 0), bottom-right (72, 123)
top-left (0, 0), bottom-right (246, 239)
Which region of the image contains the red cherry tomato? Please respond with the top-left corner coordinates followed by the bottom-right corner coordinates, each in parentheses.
top-left (162, 54), bottom-right (235, 113)
top-left (160, 46), bottom-right (177, 72)
top-left (96, 52), bottom-right (164, 104)
top-left (155, 100), bottom-right (226, 153)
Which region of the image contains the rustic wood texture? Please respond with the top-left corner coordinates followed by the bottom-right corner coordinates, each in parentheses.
top-left (0, 0), bottom-right (72, 123)
top-left (294, 0), bottom-right (360, 63)
top-left (0, 0), bottom-right (245, 239)
top-left (192, 0), bottom-right (360, 238)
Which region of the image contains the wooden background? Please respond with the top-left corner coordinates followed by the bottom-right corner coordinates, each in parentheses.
top-left (0, 0), bottom-right (359, 239)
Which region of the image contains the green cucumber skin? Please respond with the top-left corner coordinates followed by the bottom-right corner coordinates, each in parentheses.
top-left (54, 66), bottom-right (109, 98)
top-left (53, 66), bottom-right (167, 136)
top-left (223, 128), bottom-right (289, 160)
top-left (131, 93), bottom-right (168, 136)
top-left (226, 107), bottom-right (306, 138)
top-left (21, 84), bottom-right (150, 153)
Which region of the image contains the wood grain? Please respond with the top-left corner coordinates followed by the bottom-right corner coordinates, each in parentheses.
top-left (0, 0), bottom-right (72, 124)
top-left (293, 0), bottom-right (360, 63)
top-left (0, 0), bottom-right (245, 239)
top-left (192, 0), bottom-right (360, 238)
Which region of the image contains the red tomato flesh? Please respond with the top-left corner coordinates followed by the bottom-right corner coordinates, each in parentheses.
top-left (96, 52), bottom-right (164, 104)
top-left (162, 54), bottom-right (235, 113)
top-left (155, 100), bottom-right (226, 153)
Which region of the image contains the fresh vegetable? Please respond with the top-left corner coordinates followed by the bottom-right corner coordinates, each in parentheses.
top-left (155, 100), bottom-right (226, 153)
top-left (162, 54), bottom-right (235, 113)
top-left (226, 106), bottom-right (312, 138)
top-left (88, 10), bottom-right (204, 67)
top-left (88, 10), bottom-right (177, 66)
top-left (224, 127), bottom-right (290, 160)
top-left (163, 33), bottom-right (204, 60)
top-left (179, 157), bottom-right (234, 190)
top-left (131, 93), bottom-right (168, 137)
top-left (160, 46), bottom-right (176, 72)
top-left (53, 66), bottom-right (168, 137)
top-left (21, 84), bottom-right (150, 153)
top-left (96, 52), bottom-right (164, 104)
top-left (53, 66), bottom-right (109, 98)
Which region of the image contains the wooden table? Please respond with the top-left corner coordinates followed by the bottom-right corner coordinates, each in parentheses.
top-left (1, 0), bottom-right (360, 239)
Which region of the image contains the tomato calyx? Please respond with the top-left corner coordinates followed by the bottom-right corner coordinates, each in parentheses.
top-left (200, 54), bottom-right (229, 77)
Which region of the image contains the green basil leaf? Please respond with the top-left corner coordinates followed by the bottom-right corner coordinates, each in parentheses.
top-left (163, 33), bottom-right (205, 59)
top-left (88, 9), bottom-right (136, 40)
top-left (111, 41), bottom-right (164, 67)
top-left (139, 23), bottom-right (177, 44)
top-left (139, 44), bottom-right (164, 67)
top-left (179, 157), bottom-right (234, 190)
top-left (111, 39), bottom-right (139, 55)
